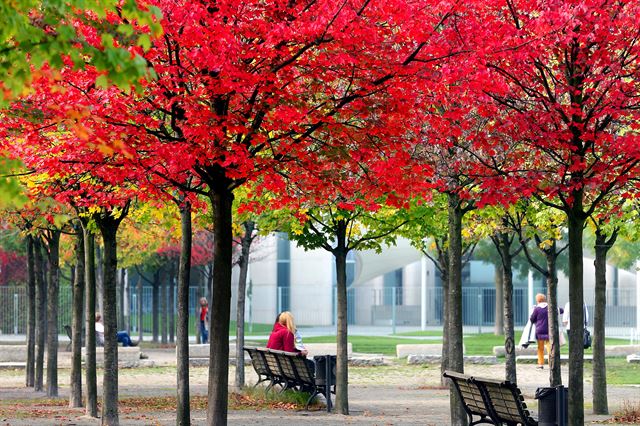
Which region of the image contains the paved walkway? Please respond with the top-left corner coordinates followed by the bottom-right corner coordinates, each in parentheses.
top-left (1, 347), bottom-right (637, 425)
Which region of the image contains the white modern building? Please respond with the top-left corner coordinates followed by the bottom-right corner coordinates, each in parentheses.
top-left (232, 233), bottom-right (638, 335)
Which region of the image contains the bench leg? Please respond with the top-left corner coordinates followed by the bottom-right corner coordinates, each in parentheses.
top-left (266, 379), bottom-right (280, 392)
top-left (304, 390), bottom-right (320, 411)
top-left (278, 380), bottom-right (295, 393)
top-left (253, 377), bottom-right (269, 388)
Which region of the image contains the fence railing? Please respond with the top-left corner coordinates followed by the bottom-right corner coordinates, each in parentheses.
top-left (0, 284), bottom-right (636, 337)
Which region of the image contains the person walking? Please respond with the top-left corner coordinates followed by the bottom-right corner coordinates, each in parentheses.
top-left (198, 297), bottom-right (209, 344)
top-left (530, 294), bottom-right (552, 369)
top-left (562, 300), bottom-right (589, 334)
top-left (562, 300), bottom-right (589, 348)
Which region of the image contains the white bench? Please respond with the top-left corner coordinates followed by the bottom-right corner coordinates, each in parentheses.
top-left (1, 345), bottom-right (142, 367)
top-left (493, 346), bottom-right (541, 357)
top-left (304, 343), bottom-right (352, 357)
top-left (605, 345), bottom-right (640, 356)
top-left (495, 344), bottom-right (640, 357)
top-left (82, 347), bottom-right (141, 365)
top-left (0, 345), bottom-right (27, 362)
top-left (183, 343), bottom-right (244, 358)
top-left (397, 344), bottom-right (465, 358)
top-left (408, 355), bottom-right (497, 365)
top-left (516, 354), bottom-right (593, 363)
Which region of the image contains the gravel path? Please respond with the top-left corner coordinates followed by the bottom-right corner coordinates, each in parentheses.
top-left (0, 350), bottom-right (637, 425)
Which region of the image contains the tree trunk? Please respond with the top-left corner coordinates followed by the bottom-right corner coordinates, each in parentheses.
top-left (333, 220), bottom-right (349, 415)
top-left (118, 269), bottom-right (125, 331)
top-left (176, 201), bottom-right (192, 426)
top-left (235, 221), bottom-right (255, 390)
top-left (123, 270), bottom-right (130, 334)
top-left (498, 231), bottom-right (516, 384)
top-left (494, 266), bottom-right (504, 335)
top-left (153, 271), bottom-right (160, 342)
top-left (545, 245), bottom-right (562, 387)
top-left (206, 187), bottom-right (234, 426)
top-left (26, 236), bottom-right (36, 388)
top-left (70, 227), bottom-right (85, 408)
top-left (34, 238), bottom-right (46, 392)
top-left (98, 214), bottom-right (124, 426)
top-left (83, 226), bottom-right (98, 418)
top-left (567, 202), bottom-right (586, 425)
top-left (169, 262), bottom-right (176, 344)
top-left (447, 193), bottom-right (467, 425)
top-left (96, 245), bottom-right (104, 315)
top-left (45, 229), bottom-right (61, 397)
top-left (592, 228), bottom-right (615, 414)
top-left (161, 268), bottom-right (168, 345)
top-left (439, 253), bottom-right (450, 387)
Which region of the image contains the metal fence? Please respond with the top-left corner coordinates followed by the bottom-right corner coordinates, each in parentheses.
top-left (1, 284), bottom-right (637, 337)
top-left (273, 285), bottom-right (549, 329)
top-left (0, 285), bottom-right (203, 338)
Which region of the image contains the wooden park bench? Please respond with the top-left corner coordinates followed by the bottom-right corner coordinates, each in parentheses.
top-left (443, 370), bottom-right (537, 425)
top-left (244, 346), bottom-right (336, 411)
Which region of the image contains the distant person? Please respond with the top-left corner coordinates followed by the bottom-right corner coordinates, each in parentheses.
top-left (562, 301), bottom-right (589, 334)
top-left (94, 313), bottom-right (136, 347)
top-left (530, 294), bottom-right (556, 369)
top-left (198, 297), bottom-right (209, 344)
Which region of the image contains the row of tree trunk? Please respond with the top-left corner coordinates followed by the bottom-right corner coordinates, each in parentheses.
top-left (438, 201), bottom-right (618, 425)
top-left (22, 207), bottom-right (614, 426)
top-left (22, 204), bottom-right (231, 426)
top-left (24, 230), bottom-right (61, 397)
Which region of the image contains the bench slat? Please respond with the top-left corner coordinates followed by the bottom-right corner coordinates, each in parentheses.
top-left (443, 370), bottom-right (537, 426)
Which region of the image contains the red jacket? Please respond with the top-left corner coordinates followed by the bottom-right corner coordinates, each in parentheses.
top-left (266, 322), bottom-right (297, 353)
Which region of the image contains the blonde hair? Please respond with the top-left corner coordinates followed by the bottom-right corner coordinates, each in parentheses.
top-left (278, 311), bottom-right (296, 334)
top-left (536, 293), bottom-right (546, 303)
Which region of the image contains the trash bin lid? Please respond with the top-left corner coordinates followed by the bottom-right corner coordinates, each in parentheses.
top-left (535, 387), bottom-right (556, 399)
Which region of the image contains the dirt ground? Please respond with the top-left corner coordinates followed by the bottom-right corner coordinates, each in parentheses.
top-left (0, 349), bottom-right (637, 425)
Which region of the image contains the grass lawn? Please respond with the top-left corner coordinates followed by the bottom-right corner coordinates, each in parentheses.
top-left (230, 321), bottom-right (275, 336)
top-left (257, 332), bottom-right (632, 356)
top-left (127, 315), bottom-right (275, 338)
top-left (596, 358), bottom-right (640, 385)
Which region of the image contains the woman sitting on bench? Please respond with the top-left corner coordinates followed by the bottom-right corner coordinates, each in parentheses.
top-left (94, 313), bottom-right (137, 347)
top-left (268, 311), bottom-right (314, 373)
top-left (267, 311), bottom-right (307, 355)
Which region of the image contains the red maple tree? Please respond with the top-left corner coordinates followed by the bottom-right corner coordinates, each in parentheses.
top-left (456, 1), bottom-right (640, 421)
top-left (66, 1), bottom-right (463, 421)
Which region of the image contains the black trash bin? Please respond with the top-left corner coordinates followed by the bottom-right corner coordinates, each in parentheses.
top-left (535, 385), bottom-right (568, 426)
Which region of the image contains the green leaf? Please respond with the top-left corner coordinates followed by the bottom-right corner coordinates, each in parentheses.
top-left (95, 74), bottom-right (109, 89)
top-left (137, 33), bottom-right (151, 50)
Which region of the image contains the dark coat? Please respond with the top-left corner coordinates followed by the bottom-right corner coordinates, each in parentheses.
top-left (266, 322), bottom-right (297, 353)
top-left (530, 302), bottom-right (550, 340)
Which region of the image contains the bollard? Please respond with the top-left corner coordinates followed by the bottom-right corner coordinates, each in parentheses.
top-left (556, 385), bottom-right (568, 426)
top-left (14, 293), bottom-right (18, 334)
top-left (477, 292), bottom-right (482, 334)
top-left (392, 289), bottom-right (397, 335)
top-left (315, 354), bottom-right (336, 412)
